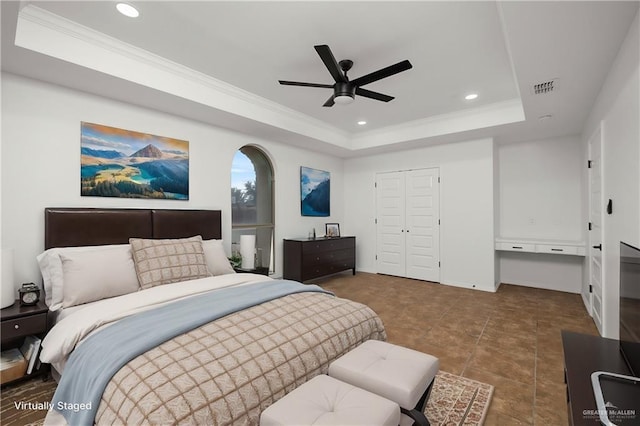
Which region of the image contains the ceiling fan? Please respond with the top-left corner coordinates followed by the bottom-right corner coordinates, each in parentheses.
top-left (278, 45), bottom-right (412, 107)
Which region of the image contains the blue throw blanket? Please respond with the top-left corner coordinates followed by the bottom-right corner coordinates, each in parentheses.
top-left (51, 280), bottom-right (332, 425)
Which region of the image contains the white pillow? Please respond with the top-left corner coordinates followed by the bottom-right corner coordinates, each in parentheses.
top-left (37, 244), bottom-right (136, 311)
top-left (202, 239), bottom-right (236, 276)
top-left (60, 247), bottom-right (140, 308)
top-left (37, 240), bottom-right (235, 310)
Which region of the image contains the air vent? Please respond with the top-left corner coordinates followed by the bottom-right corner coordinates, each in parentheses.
top-left (532, 79), bottom-right (557, 95)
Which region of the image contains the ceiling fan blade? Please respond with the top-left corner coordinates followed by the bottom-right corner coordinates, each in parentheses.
top-left (314, 45), bottom-right (346, 83)
top-left (278, 80), bottom-right (334, 88)
top-left (323, 95), bottom-right (335, 107)
top-left (351, 60), bottom-right (413, 87)
top-left (355, 87), bottom-right (394, 102)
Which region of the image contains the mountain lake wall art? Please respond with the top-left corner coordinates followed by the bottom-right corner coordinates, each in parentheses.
top-left (80, 122), bottom-right (189, 200)
top-left (300, 166), bottom-right (330, 217)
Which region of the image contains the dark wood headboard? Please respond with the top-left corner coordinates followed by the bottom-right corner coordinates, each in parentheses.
top-left (44, 208), bottom-right (222, 249)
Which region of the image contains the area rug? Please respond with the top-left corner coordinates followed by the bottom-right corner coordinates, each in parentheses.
top-left (2, 371), bottom-right (493, 426)
top-left (425, 371), bottom-right (494, 425)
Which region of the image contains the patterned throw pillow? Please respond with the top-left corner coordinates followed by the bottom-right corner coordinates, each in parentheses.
top-left (129, 235), bottom-right (211, 289)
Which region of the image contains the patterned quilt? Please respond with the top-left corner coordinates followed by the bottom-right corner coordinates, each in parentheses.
top-left (93, 292), bottom-right (385, 425)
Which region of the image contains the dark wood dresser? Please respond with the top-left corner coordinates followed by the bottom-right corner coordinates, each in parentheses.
top-left (283, 237), bottom-right (356, 282)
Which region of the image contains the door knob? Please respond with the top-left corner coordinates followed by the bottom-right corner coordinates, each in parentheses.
top-left (593, 244), bottom-right (602, 250)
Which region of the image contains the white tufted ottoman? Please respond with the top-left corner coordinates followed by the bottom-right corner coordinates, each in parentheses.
top-left (260, 374), bottom-right (400, 425)
top-left (328, 340), bottom-right (439, 426)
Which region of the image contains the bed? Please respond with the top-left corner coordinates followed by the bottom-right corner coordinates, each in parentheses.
top-left (39, 208), bottom-right (386, 425)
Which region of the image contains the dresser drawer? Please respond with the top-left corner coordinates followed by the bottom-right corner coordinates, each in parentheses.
top-left (302, 238), bottom-right (354, 254)
top-left (1, 313), bottom-right (47, 341)
top-left (302, 264), bottom-right (333, 281)
top-left (303, 248), bottom-right (354, 267)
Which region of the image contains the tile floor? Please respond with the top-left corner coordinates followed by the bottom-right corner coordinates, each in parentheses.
top-left (316, 272), bottom-right (599, 426)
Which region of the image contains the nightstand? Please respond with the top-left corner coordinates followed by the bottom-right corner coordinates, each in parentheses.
top-left (1, 300), bottom-right (49, 386)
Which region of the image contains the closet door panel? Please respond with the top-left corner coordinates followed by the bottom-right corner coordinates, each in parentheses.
top-left (376, 172), bottom-right (406, 276)
top-left (405, 169), bottom-right (440, 282)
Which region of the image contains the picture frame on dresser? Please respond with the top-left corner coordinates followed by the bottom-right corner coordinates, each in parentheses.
top-left (325, 223), bottom-right (340, 238)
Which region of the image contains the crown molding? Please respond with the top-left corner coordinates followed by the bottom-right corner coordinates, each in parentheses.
top-left (350, 98), bottom-right (525, 150)
top-left (12, 4), bottom-right (528, 154)
top-left (15, 4), bottom-right (351, 148)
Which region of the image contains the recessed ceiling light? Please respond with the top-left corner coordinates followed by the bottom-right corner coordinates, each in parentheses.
top-left (465, 93), bottom-right (478, 100)
top-left (357, 121), bottom-right (367, 126)
top-left (116, 3), bottom-right (139, 18)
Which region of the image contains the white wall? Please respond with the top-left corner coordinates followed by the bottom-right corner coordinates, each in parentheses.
top-left (496, 136), bottom-right (585, 293)
top-left (344, 138), bottom-right (495, 292)
top-left (498, 136), bottom-right (583, 241)
top-left (0, 73), bottom-right (345, 290)
top-left (581, 11), bottom-right (640, 338)
top-left (499, 252), bottom-right (583, 293)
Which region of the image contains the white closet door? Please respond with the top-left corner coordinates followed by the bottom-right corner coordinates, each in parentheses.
top-left (405, 169), bottom-right (440, 282)
top-left (376, 172), bottom-right (406, 276)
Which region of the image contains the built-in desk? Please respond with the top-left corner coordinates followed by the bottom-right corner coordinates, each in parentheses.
top-left (496, 238), bottom-right (586, 293)
top-left (496, 238), bottom-right (585, 256)
top-left (561, 330), bottom-right (633, 425)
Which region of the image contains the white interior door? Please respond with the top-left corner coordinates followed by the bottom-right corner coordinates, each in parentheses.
top-left (405, 169), bottom-right (440, 281)
top-left (588, 125), bottom-right (604, 335)
top-left (376, 172), bottom-right (406, 276)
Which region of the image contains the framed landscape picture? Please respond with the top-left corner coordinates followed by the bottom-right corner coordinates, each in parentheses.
top-left (300, 166), bottom-right (330, 217)
top-left (80, 122), bottom-right (189, 199)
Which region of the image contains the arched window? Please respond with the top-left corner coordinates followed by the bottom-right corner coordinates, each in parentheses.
top-left (231, 146), bottom-right (274, 273)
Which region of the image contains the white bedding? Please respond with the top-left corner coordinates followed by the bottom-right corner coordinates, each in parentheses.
top-left (41, 273), bottom-right (272, 374)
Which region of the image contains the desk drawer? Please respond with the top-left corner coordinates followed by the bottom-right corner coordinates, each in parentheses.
top-left (536, 244), bottom-right (581, 255)
top-left (1, 313), bottom-right (47, 341)
top-left (496, 242), bottom-right (535, 252)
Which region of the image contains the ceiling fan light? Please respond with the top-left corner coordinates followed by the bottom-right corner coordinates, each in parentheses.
top-left (334, 95), bottom-right (354, 105)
